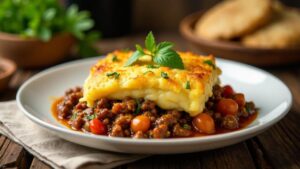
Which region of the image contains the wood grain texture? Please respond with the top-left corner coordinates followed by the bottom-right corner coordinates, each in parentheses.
top-left (0, 136), bottom-right (25, 168)
top-left (246, 139), bottom-right (272, 169)
top-left (254, 72), bottom-right (300, 169)
top-left (30, 158), bottom-right (52, 169)
top-left (127, 143), bottom-right (256, 169)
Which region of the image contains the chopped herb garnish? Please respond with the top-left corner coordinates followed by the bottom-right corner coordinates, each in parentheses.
top-left (147, 64), bottom-right (160, 69)
top-left (134, 99), bottom-right (142, 114)
top-left (161, 72), bottom-right (169, 79)
top-left (185, 81), bottom-right (191, 89)
top-left (203, 60), bottom-right (216, 69)
top-left (87, 114), bottom-right (95, 120)
top-left (125, 31), bottom-right (184, 69)
top-left (144, 70), bottom-right (154, 75)
top-left (183, 124), bottom-right (191, 130)
top-left (245, 102), bottom-right (254, 114)
top-left (106, 72), bottom-right (120, 79)
top-left (112, 55), bottom-right (118, 62)
top-left (71, 113), bottom-right (77, 120)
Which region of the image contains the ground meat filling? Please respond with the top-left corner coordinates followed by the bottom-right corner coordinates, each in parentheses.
top-left (56, 85), bottom-right (257, 138)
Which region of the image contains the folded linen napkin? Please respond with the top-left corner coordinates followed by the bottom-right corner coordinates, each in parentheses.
top-left (0, 101), bottom-right (147, 169)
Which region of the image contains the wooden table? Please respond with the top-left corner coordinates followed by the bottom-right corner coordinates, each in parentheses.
top-left (0, 32), bottom-right (299, 169)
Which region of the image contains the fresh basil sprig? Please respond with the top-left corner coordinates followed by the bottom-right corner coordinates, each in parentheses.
top-left (125, 32), bottom-right (184, 69)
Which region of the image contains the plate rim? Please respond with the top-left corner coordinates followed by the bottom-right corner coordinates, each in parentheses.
top-left (16, 57), bottom-right (292, 145)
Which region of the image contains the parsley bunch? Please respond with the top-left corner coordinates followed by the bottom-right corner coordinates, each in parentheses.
top-left (0, 0), bottom-right (99, 57)
top-left (125, 32), bottom-right (184, 69)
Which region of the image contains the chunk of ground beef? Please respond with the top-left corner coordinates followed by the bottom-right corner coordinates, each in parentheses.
top-left (141, 100), bottom-right (157, 114)
top-left (152, 124), bottom-right (169, 138)
top-left (114, 114), bottom-right (133, 128)
top-left (222, 115), bottom-right (239, 129)
top-left (173, 124), bottom-right (193, 137)
top-left (111, 98), bottom-right (136, 114)
top-left (110, 124), bottom-right (124, 137)
top-left (156, 114), bottom-right (178, 126)
top-left (56, 84), bottom-right (257, 139)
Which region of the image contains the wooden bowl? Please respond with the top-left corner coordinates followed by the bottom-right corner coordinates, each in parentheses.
top-left (0, 32), bottom-right (75, 68)
top-left (0, 58), bottom-right (16, 91)
top-left (179, 11), bottom-right (300, 66)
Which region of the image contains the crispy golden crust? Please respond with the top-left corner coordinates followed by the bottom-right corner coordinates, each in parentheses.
top-left (242, 4), bottom-right (300, 49)
top-left (81, 50), bottom-right (221, 116)
top-left (195, 0), bottom-right (272, 40)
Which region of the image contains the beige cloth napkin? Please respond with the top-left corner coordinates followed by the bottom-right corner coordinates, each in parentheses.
top-left (0, 101), bottom-right (147, 169)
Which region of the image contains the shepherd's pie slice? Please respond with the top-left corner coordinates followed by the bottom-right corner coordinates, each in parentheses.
top-left (81, 50), bottom-right (221, 116)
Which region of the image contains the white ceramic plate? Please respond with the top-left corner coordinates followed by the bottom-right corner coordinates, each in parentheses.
top-left (17, 57), bottom-right (292, 154)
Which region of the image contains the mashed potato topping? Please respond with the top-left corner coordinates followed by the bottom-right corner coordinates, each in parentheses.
top-left (80, 50), bottom-right (221, 116)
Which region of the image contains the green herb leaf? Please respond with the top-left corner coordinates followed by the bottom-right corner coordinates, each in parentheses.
top-left (183, 124), bottom-right (191, 130)
top-left (0, 0), bottom-right (100, 57)
top-left (71, 113), bottom-right (77, 120)
top-left (87, 114), bottom-right (95, 120)
top-left (74, 19), bottom-right (94, 31)
top-left (134, 99), bottom-right (142, 114)
top-left (245, 103), bottom-right (253, 114)
top-left (125, 31), bottom-right (184, 69)
top-left (43, 8), bottom-right (56, 21)
top-left (161, 72), bottom-right (169, 79)
top-left (145, 31), bottom-right (156, 53)
top-left (124, 51), bottom-right (144, 66)
top-left (156, 41), bottom-right (173, 51)
top-left (77, 31), bottom-right (100, 58)
top-left (106, 72), bottom-right (120, 79)
top-left (154, 49), bottom-right (184, 69)
top-left (39, 27), bottom-right (51, 41)
top-left (135, 44), bottom-right (144, 54)
top-left (112, 55), bottom-right (118, 62)
top-left (203, 60), bottom-right (216, 69)
top-left (185, 81), bottom-right (191, 89)
top-left (146, 65), bottom-right (160, 69)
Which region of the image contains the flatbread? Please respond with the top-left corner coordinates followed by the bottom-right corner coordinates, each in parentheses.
top-left (242, 5), bottom-right (300, 49)
top-left (195, 0), bottom-right (273, 40)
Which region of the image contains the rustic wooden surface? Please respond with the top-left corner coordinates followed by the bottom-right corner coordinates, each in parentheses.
top-left (0, 32), bottom-right (299, 169)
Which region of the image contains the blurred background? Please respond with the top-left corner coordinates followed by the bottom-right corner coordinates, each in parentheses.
top-left (66, 0), bottom-right (300, 38)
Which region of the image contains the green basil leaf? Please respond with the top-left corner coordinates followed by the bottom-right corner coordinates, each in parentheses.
top-left (67, 5), bottom-right (78, 19)
top-left (156, 41), bottom-right (173, 51)
top-left (124, 51), bottom-right (143, 66)
top-left (146, 64), bottom-right (160, 69)
top-left (154, 49), bottom-right (184, 69)
top-left (145, 31), bottom-right (156, 53)
top-left (135, 44), bottom-right (144, 54)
